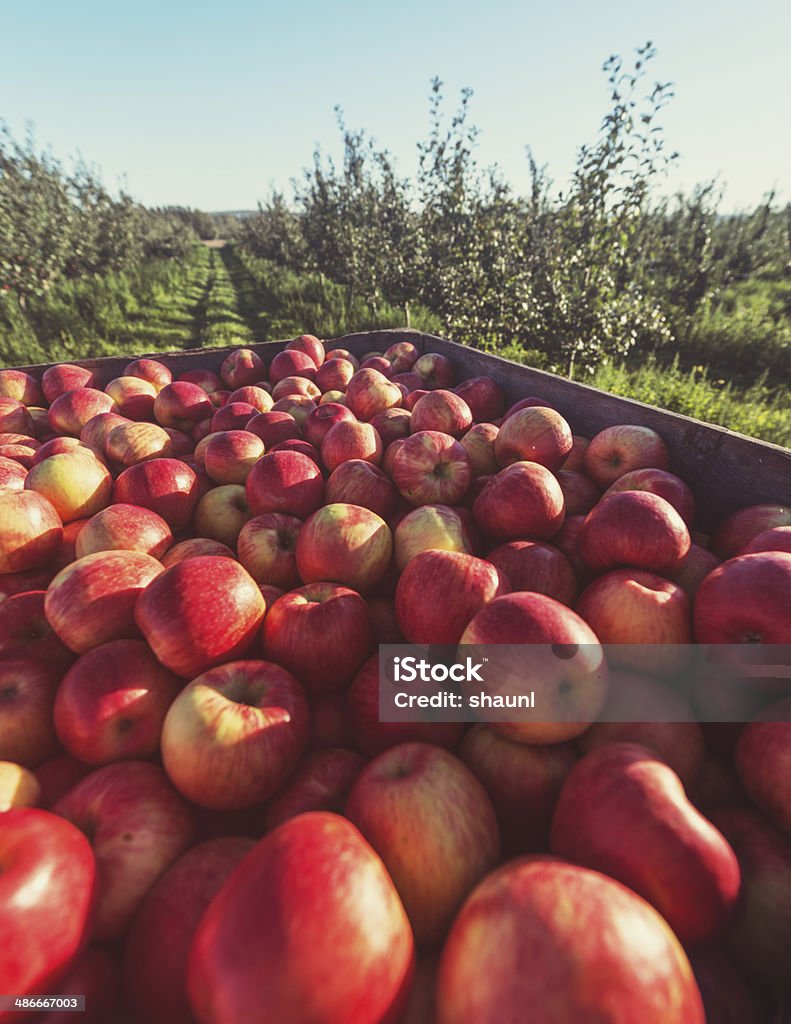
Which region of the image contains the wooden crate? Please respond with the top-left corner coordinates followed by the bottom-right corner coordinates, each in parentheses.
top-left (11, 328), bottom-right (791, 530)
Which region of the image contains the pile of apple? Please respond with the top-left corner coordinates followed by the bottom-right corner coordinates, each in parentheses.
top-left (1, 335), bottom-right (791, 1024)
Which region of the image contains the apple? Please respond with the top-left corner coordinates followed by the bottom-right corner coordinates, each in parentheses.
top-left (603, 467), bottom-right (695, 526)
top-left (551, 743), bottom-right (740, 944)
top-left (176, 368), bottom-right (220, 395)
top-left (0, 368), bottom-right (44, 406)
top-left (49, 388), bottom-right (117, 436)
top-left (392, 431), bottom-right (471, 506)
top-left (555, 469), bottom-right (600, 516)
top-left (668, 542), bottom-right (720, 598)
top-left (161, 537), bottom-right (235, 567)
top-left (75, 502), bottom-right (172, 560)
top-left (79, 410), bottom-right (130, 453)
top-left (271, 393), bottom-right (316, 423)
top-left (325, 459), bottom-right (398, 519)
top-left (191, 417), bottom-right (214, 443)
top-left (37, 947), bottom-right (121, 1024)
top-left (391, 372), bottom-right (423, 393)
top-left (487, 540), bottom-right (578, 606)
top-left (494, 406), bottom-right (572, 471)
top-left (473, 461), bottom-right (565, 540)
top-left (187, 812), bottom-right (414, 1024)
top-left (410, 390), bottom-right (472, 439)
top-left (220, 348), bottom-right (266, 389)
top-left (35, 754), bottom-right (91, 810)
top-left (436, 858), bottom-right (705, 1023)
top-left (124, 358), bottom-right (172, 392)
top-left (0, 589), bottom-right (71, 669)
top-left (576, 568), bottom-right (693, 675)
top-left (30, 436), bottom-right (96, 466)
top-left (393, 504), bottom-right (475, 571)
top-left (735, 698), bottom-right (791, 837)
top-left (345, 368), bottom-right (402, 421)
top-left (105, 421), bottom-right (173, 466)
top-left (559, 433), bottom-right (590, 471)
top-left (459, 592), bottom-right (608, 744)
top-left (577, 670), bottom-right (706, 785)
top-left (694, 551), bottom-right (791, 644)
top-left (413, 352), bottom-right (455, 390)
top-left (104, 376), bottom-right (158, 420)
top-left (227, 385), bottom-right (273, 412)
top-left (0, 398), bottom-right (34, 436)
top-left (583, 424), bottom-right (670, 488)
top-left (384, 340), bottom-right (419, 374)
top-left (346, 742), bottom-right (499, 946)
top-left (41, 363), bottom-right (95, 403)
top-left (369, 407), bottom-right (412, 447)
top-left (0, 658), bottom-right (63, 767)
top-left (315, 357), bottom-right (355, 392)
top-left (269, 438), bottom-right (322, 466)
top-left (234, 515), bottom-right (298, 589)
top-left (202, 430), bottom-right (264, 485)
top-left (54, 639), bottom-right (181, 765)
top-left (325, 346), bottom-right (360, 368)
top-left (321, 419), bottom-right (383, 471)
top-left (210, 401), bottom-right (256, 432)
top-left (268, 348), bottom-right (317, 384)
top-left (296, 503), bottom-right (393, 593)
top-left (45, 549), bottom-right (164, 654)
top-left (25, 447), bottom-right (112, 523)
top-left (459, 422), bottom-right (499, 477)
top-left (578, 491), bottom-right (690, 573)
top-left (453, 376), bottom-right (504, 422)
top-left (272, 376), bottom-right (320, 401)
top-left (710, 503), bottom-right (791, 558)
top-left (0, 491), bottom-right (62, 573)
top-left (382, 436), bottom-right (407, 476)
top-left (265, 748), bottom-right (366, 830)
top-left (741, 525), bottom-right (791, 554)
top-left (302, 402), bottom-right (355, 449)
top-left (114, 458), bottom-right (199, 530)
top-left (245, 450), bottom-right (324, 518)
top-left (0, 567), bottom-right (56, 603)
top-left (262, 582), bottom-right (373, 692)
top-left (0, 809), bottom-right (96, 1007)
top-left (135, 556), bottom-right (266, 678)
top-left (458, 725), bottom-right (577, 855)
top-left (0, 761), bottom-right (41, 811)
top-left (53, 761), bottom-right (194, 940)
top-left (0, 455), bottom-right (26, 494)
top-left (153, 381), bottom-right (213, 431)
top-left (286, 333), bottom-right (325, 367)
top-left (360, 355), bottom-right (392, 375)
top-left (123, 836), bottom-right (255, 1024)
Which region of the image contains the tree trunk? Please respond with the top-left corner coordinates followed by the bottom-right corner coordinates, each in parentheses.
top-left (404, 301), bottom-right (411, 327)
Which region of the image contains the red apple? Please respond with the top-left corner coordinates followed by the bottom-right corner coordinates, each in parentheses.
top-left (603, 467), bottom-right (695, 526)
top-left (710, 503), bottom-right (791, 559)
top-left (0, 455), bottom-right (26, 494)
top-left (108, 420), bottom-right (174, 466)
top-left (556, 469), bottom-right (600, 516)
top-left (410, 390), bottom-right (472, 439)
top-left (583, 423), bottom-right (670, 488)
top-left (345, 368), bottom-right (402, 421)
top-left (741, 525), bottom-right (791, 554)
top-left (561, 433), bottom-right (590, 471)
top-left (0, 591), bottom-right (73, 667)
top-left (209, 401), bottom-right (256, 432)
top-left (265, 748), bottom-right (366, 830)
top-left (321, 419), bottom-right (383, 470)
top-left (29, 436), bottom-right (90, 466)
top-left (220, 348), bottom-right (266, 389)
top-left (54, 639), bottom-right (181, 764)
top-left (473, 461), bottom-right (565, 540)
top-left (53, 761), bottom-right (194, 940)
top-left (75, 502), bottom-right (172, 559)
top-left (302, 401), bottom-right (355, 449)
top-left (0, 369), bottom-right (44, 406)
top-left (453, 376), bottom-right (504, 421)
top-left (237, 512), bottom-right (302, 588)
top-left (384, 340), bottom-right (419, 374)
top-left (245, 450), bottom-right (324, 518)
top-left (153, 381), bottom-right (213, 431)
top-left (369, 407), bottom-right (412, 447)
top-left (0, 658), bottom-right (63, 767)
top-left (179, 367), bottom-right (222, 394)
top-left (286, 333), bottom-right (325, 367)
top-left (135, 556), bottom-right (266, 678)
top-left (268, 348), bottom-right (317, 384)
top-left (315, 357), bottom-right (355, 392)
top-left (79, 410), bottom-right (130, 453)
top-left (578, 491), bottom-right (690, 573)
top-left (325, 459), bottom-right (398, 519)
top-left (161, 537), bottom-right (235, 567)
top-left (203, 430), bottom-right (264, 485)
top-left (0, 567), bottom-right (56, 603)
top-left (413, 352), bottom-right (455, 390)
top-left (360, 355), bottom-right (392, 376)
top-left (694, 551), bottom-right (791, 643)
top-left (48, 388), bottom-right (116, 436)
top-left (494, 406), bottom-right (572, 471)
top-left (296, 503), bottom-right (393, 593)
top-left (459, 422), bottom-right (499, 477)
top-left (735, 699), bottom-right (791, 837)
top-left (487, 539), bottom-right (578, 606)
top-left (114, 458), bottom-right (199, 530)
top-left (272, 375), bottom-right (320, 400)
top-left (393, 504), bottom-right (475, 571)
top-left (325, 346), bottom-right (360, 368)
top-left (104, 376), bottom-right (158, 420)
top-left (262, 582), bottom-right (373, 693)
top-left (0, 490), bottom-right (63, 574)
top-left (124, 358), bottom-right (172, 392)
top-left (227, 385), bottom-right (273, 412)
top-left (392, 431), bottom-right (470, 506)
top-left (668, 542), bottom-right (721, 598)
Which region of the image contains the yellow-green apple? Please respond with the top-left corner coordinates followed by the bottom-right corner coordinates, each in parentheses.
top-left (556, 469), bottom-right (600, 516)
top-left (187, 811), bottom-right (414, 1024)
top-left (384, 340), bottom-right (419, 374)
top-left (228, 385), bottom-right (273, 412)
top-left (265, 748), bottom-right (366, 830)
top-left (669, 543), bottom-right (721, 598)
top-left (236, 513), bottom-right (301, 588)
top-left (346, 654), bottom-right (465, 757)
top-left (106, 421), bottom-right (172, 467)
top-left (487, 539), bottom-right (578, 606)
top-left (0, 455), bottom-right (26, 494)
top-left (114, 458), bottom-right (199, 531)
top-left (393, 504), bottom-right (475, 571)
top-left (473, 461), bottom-right (565, 540)
top-left (453, 375), bottom-right (504, 422)
top-left (41, 364), bottom-right (95, 403)
top-left (25, 447), bottom-right (112, 523)
top-left (75, 503), bottom-right (172, 560)
top-left (395, 550), bottom-right (508, 644)
top-left (54, 639), bottom-right (181, 765)
top-left (153, 381), bottom-right (213, 431)
top-left (0, 658), bottom-right (63, 766)
top-left (694, 551), bottom-right (791, 644)
top-left (135, 556), bottom-right (265, 678)
top-left (711, 805), bottom-right (791, 983)
top-left (410, 390), bottom-right (472, 439)
top-left (392, 430), bottom-right (470, 506)
top-left (578, 491), bottom-right (690, 573)
top-left (710, 504), bottom-right (791, 559)
top-left (296, 503), bottom-right (393, 592)
top-left (246, 450), bottom-right (324, 518)
top-left (459, 422), bottom-right (499, 477)
top-left (202, 430), bottom-right (264, 485)
top-left (45, 549), bottom-right (163, 654)
top-left (346, 742), bottom-right (499, 946)
top-left (577, 670), bottom-right (706, 785)
top-left (123, 837), bottom-right (255, 1024)
top-left (0, 809), bottom-right (96, 1008)
top-left (286, 333), bottom-right (325, 367)
top-left (268, 349), bottom-right (317, 384)
top-left (459, 592), bottom-right (608, 744)
top-left (210, 401), bottom-right (256, 432)
top-left (48, 388), bottom-right (117, 436)
top-left (303, 402), bottom-right (355, 449)
top-left (315, 356), bottom-right (355, 392)
top-left (220, 348), bottom-right (266, 389)
top-left (193, 485), bottom-right (250, 548)
top-left (436, 857), bottom-right (705, 1024)
top-left (79, 410), bottom-right (130, 453)
top-left (0, 491), bottom-right (62, 573)
top-left (561, 434), bottom-right (590, 471)
top-left (321, 419), bottom-right (383, 470)
top-left (161, 659), bottom-right (309, 809)
top-left (0, 591), bottom-right (73, 667)
top-left (369, 407), bottom-right (412, 448)
top-left (161, 537), bottom-right (235, 567)
top-left (583, 423), bottom-right (670, 488)
top-left (104, 376), bottom-right (157, 420)
top-left (326, 459), bottom-right (398, 519)
top-left (53, 761), bottom-right (194, 940)
top-left (262, 582), bottom-right (373, 691)
top-left (551, 743), bottom-right (741, 944)
top-left (458, 725), bottom-right (577, 854)
top-left (0, 398), bottom-right (34, 436)
top-left (0, 761), bottom-right (41, 810)
top-left (735, 698), bottom-right (791, 836)
top-left (124, 358), bottom-right (172, 392)
top-left (494, 406), bottom-right (572, 471)
top-left (0, 369), bottom-right (44, 406)
top-left (272, 376), bottom-right (320, 400)
top-left (345, 368), bottom-right (402, 421)
top-left (413, 352), bottom-right (455, 390)
top-left (576, 568), bottom-right (693, 675)
top-left (603, 467), bottom-right (695, 526)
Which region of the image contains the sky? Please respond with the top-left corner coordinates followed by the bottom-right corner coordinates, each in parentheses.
top-left (1, 0), bottom-right (789, 213)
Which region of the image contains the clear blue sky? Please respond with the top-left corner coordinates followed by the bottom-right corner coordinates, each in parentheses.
top-left (2, 0), bottom-right (788, 212)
